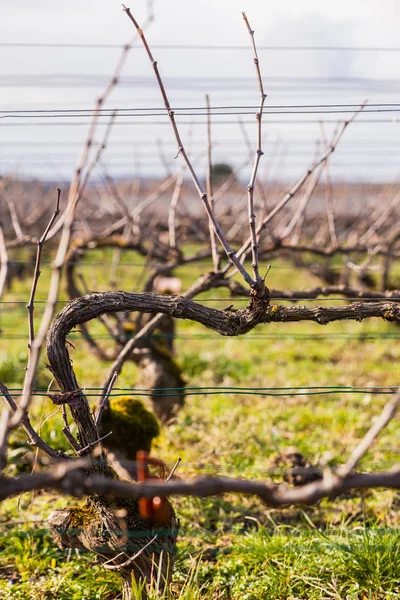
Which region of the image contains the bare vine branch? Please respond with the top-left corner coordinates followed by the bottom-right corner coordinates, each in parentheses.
top-left (320, 121), bottom-right (337, 245)
top-left (0, 223), bottom-right (8, 299)
top-left (122, 4), bottom-right (257, 289)
top-left (168, 170), bottom-right (184, 248)
top-left (26, 188), bottom-right (61, 347)
top-left (0, 380), bottom-right (66, 460)
top-left (4, 193), bottom-right (24, 240)
top-left (223, 103), bottom-right (366, 277)
top-left (242, 12), bottom-right (266, 285)
top-left (1, 461), bottom-right (400, 506)
top-left (338, 389), bottom-right (400, 478)
top-left (206, 94), bottom-right (220, 272)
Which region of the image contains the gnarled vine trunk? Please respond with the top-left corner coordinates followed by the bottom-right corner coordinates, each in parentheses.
top-left (135, 314), bottom-right (185, 421)
top-left (45, 292), bottom-right (184, 597)
top-left (48, 497), bottom-right (178, 599)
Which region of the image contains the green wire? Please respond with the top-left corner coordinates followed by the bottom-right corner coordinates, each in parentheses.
top-left (5, 385), bottom-right (397, 398)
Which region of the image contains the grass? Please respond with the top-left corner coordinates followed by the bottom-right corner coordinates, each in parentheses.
top-left (1, 247), bottom-right (400, 597)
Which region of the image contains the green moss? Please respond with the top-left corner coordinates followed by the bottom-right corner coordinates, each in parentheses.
top-left (67, 504), bottom-right (99, 530)
top-left (99, 397), bottom-right (160, 460)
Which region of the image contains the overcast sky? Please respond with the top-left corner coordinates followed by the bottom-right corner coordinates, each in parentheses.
top-left (1, 0), bottom-right (400, 182)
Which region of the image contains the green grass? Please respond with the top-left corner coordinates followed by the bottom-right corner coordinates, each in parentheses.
top-left (1, 247), bottom-right (400, 597)
top-left (1, 502), bottom-right (399, 599)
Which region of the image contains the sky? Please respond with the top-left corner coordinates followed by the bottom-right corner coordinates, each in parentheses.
top-left (1, 0), bottom-right (400, 182)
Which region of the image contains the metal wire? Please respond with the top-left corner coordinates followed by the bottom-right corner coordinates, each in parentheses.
top-left (2, 261), bottom-right (398, 271)
top-left (1, 103), bottom-right (399, 117)
top-left (2, 119), bottom-right (399, 127)
top-left (1, 43), bottom-right (400, 51)
top-left (5, 385), bottom-right (398, 398)
top-left (1, 103), bottom-right (395, 112)
top-left (2, 110), bottom-right (400, 120)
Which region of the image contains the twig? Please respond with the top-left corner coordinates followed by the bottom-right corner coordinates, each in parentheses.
top-left (258, 240), bottom-right (400, 261)
top-left (26, 188), bottom-right (61, 347)
top-left (98, 313), bottom-right (165, 406)
top-left (359, 188), bottom-right (400, 245)
top-left (99, 173), bottom-right (178, 239)
top-left (102, 535), bottom-right (158, 570)
top-left (102, 166), bottom-right (131, 221)
top-left (338, 389), bottom-right (400, 478)
top-left (289, 138), bottom-right (321, 243)
top-left (131, 173), bottom-right (177, 221)
top-left (237, 118), bottom-right (269, 220)
top-left (168, 170), bottom-right (184, 248)
top-left (166, 457), bottom-right (181, 482)
top-left (222, 103), bottom-right (366, 277)
top-left (45, 23), bottom-right (151, 243)
top-left (96, 371), bottom-right (119, 427)
top-left (16, 114), bottom-right (117, 421)
top-left (122, 5), bottom-right (256, 289)
top-left (62, 426), bottom-right (81, 454)
top-left (5, 194), bottom-right (24, 239)
top-left (17, 34), bottom-right (152, 423)
top-left (107, 452), bottom-right (134, 482)
top-left (0, 224), bottom-right (8, 299)
top-left (267, 284), bottom-right (400, 301)
top-left (320, 121), bottom-right (337, 245)
top-left (77, 431), bottom-right (113, 456)
top-left (0, 380), bottom-right (66, 460)
top-left (109, 245), bottom-right (122, 289)
top-left (280, 165), bottom-right (323, 241)
top-left (0, 406), bottom-right (11, 471)
top-left (206, 94), bottom-right (220, 272)
top-left (242, 12), bottom-right (266, 286)
top-left (345, 243), bottom-right (382, 278)
top-left (76, 112), bottom-right (117, 201)
top-left (57, 386), bottom-right (82, 453)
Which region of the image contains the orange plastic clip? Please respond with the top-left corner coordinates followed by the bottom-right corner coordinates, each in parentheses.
top-left (137, 450), bottom-right (170, 525)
